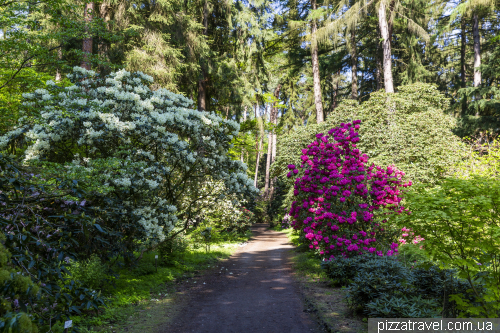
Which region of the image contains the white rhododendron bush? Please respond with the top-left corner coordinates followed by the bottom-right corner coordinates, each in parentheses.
top-left (0, 67), bottom-right (258, 243)
top-left (191, 182), bottom-right (256, 234)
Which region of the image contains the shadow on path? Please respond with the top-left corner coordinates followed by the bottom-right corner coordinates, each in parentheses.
top-left (162, 224), bottom-right (320, 333)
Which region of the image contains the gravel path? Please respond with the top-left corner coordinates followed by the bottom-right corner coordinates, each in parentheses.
top-left (164, 223), bottom-right (320, 333)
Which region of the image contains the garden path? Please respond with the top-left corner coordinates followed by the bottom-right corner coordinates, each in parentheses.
top-left (163, 223), bottom-right (321, 333)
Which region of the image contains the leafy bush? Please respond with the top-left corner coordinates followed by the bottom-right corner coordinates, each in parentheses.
top-left (133, 260), bottom-right (156, 276)
top-left (323, 255), bottom-right (477, 318)
top-left (398, 137), bottom-right (500, 317)
top-left (158, 235), bottom-right (190, 265)
top-left (0, 67), bottom-right (258, 247)
top-left (364, 294), bottom-right (440, 318)
top-left (287, 120), bottom-right (410, 259)
top-left (320, 254), bottom-right (372, 286)
top-left (274, 84), bottom-right (463, 186)
top-left (0, 153), bottom-right (107, 330)
top-left (67, 255), bottom-right (109, 291)
top-left (0, 234), bottom-right (39, 332)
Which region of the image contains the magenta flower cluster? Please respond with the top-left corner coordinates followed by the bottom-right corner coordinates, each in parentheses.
top-left (287, 120), bottom-right (411, 259)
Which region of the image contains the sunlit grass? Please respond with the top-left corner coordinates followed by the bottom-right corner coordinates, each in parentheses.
top-left (73, 233), bottom-right (252, 332)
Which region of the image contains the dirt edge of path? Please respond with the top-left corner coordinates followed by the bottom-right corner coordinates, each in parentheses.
top-left (279, 228), bottom-right (368, 333)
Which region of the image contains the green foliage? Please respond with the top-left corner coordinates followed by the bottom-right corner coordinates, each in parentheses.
top-left (0, 234), bottom-right (39, 333)
top-left (67, 255), bottom-right (110, 291)
top-left (397, 175), bottom-right (500, 317)
top-left (133, 260), bottom-right (157, 276)
top-left (0, 153), bottom-right (110, 329)
top-left (0, 69), bottom-right (59, 134)
top-left (157, 236), bottom-right (190, 265)
top-left (343, 256), bottom-right (474, 318)
top-left (398, 139), bottom-right (500, 317)
top-left (320, 255), bottom-right (372, 287)
top-left (275, 83), bottom-right (463, 184)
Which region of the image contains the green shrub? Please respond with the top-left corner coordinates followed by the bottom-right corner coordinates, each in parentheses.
top-left (133, 261), bottom-right (156, 276)
top-left (397, 176), bottom-right (500, 317)
top-left (158, 235), bottom-right (189, 265)
top-left (347, 257), bottom-right (413, 310)
top-left (320, 255), bottom-right (373, 286)
top-left (273, 83), bottom-right (464, 212)
top-left (0, 234), bottom-right (39, 333)
top-left (332, 256), bottom-right (477, 318)
top-left (67, 255), bottom-right (109, 291)
top-left (364, 294), bottom-right (440, 318)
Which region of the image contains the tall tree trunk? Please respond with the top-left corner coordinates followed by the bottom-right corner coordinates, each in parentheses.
top-left (270, 85), bottom-right (281, 199)
top-left (254, 103), bottom-right (261, 188)
top-left (376, 26), bottom-right (383, 91)
top-left (461, 18), bottom-right (467, 117)
top-left (378, 1), bottom-right (394, 93)
top-left (311, 0), bottom-right (324, 123)
top-left (351, 32), bottom-right (358, 99)
top-left (81, 2), bottom-right (94, 70)
top-left (472, 13), bottom-right (481, 116)
top-left (55, 47), bottom-right (62, 81)
top-left (472, 13), bottom-right (481, 88)
top-left (198, 0), bottom-right (209, 111)
top-left (330, 71), bottom-right (340, 113)
top-left (241, 106), bottom-right (247, 163)
top-left (264, 104), bottom-right (272, 196)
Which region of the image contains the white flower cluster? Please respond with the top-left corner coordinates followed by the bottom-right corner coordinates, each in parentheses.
top-left (0, 67), bottom-right (258, 242)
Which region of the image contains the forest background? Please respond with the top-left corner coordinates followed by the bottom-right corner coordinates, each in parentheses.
top-left (1, 0), bottom-right (500, 201)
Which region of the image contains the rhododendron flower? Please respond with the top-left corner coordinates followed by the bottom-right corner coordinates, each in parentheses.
top-left (286, 121), bottom-right (410, 259)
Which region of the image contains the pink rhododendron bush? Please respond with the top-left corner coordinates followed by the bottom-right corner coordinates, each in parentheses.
top-left (287, 120), bottom-right (411, 259)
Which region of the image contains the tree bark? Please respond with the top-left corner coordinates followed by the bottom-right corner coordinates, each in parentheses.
top-left (376, 26), bottom-right (383, 91)
top-left (350, 31), bottom-right (358, 99)
top-left (378, 1), bottom-right (394, 93)
top-left (81, 2), bottom-right (94, 70)
top-left (472, 13), bottom-right (481, 116)
top-left (270, 85), bottom-right (281, 198)
top-left (264, 104), bottom-right (272, 196)
top-left (241, 105), bottom-right (247, 163)
top-left (461, 18), bottom-right (467, 117)
top-left (311, 0), bottom-right (324, 123)
top-left (55, 47), bottom-right (62, 81)
top-left (472, 13), bottom-right (481, 88)
top-left (254, 103), bottom-right (261, 188)
top-left (197, 78), bottom-right (207, 111)
top-left (330, 71), bottom-right (340, 113)
top-left (197, 0), bottom-right (209, 111)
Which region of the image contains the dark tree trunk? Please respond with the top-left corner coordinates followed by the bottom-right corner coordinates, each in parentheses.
top-left (198, 0), bottom-right (209, 111)
top-left (81, 2), bottom-right (94, 70)
top-left (461, 18), bottom-right (467, 117)
top-left (351, 32), bottom-right (358, 100)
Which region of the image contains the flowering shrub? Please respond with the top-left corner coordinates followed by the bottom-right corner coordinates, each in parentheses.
top-left (0, 67), bottom-right (258, 244)
top-left (192, 182), bottom-right (256, 235)
top-left (287, 121), bottom-right (411, 259)
top-left (398, 227), bottom-right (424, 246)
top-left (281, 214), bottom-right (292, 229)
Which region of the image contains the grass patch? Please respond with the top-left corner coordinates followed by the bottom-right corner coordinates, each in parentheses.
top-left (74, 232), bottom-right (252, 332)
